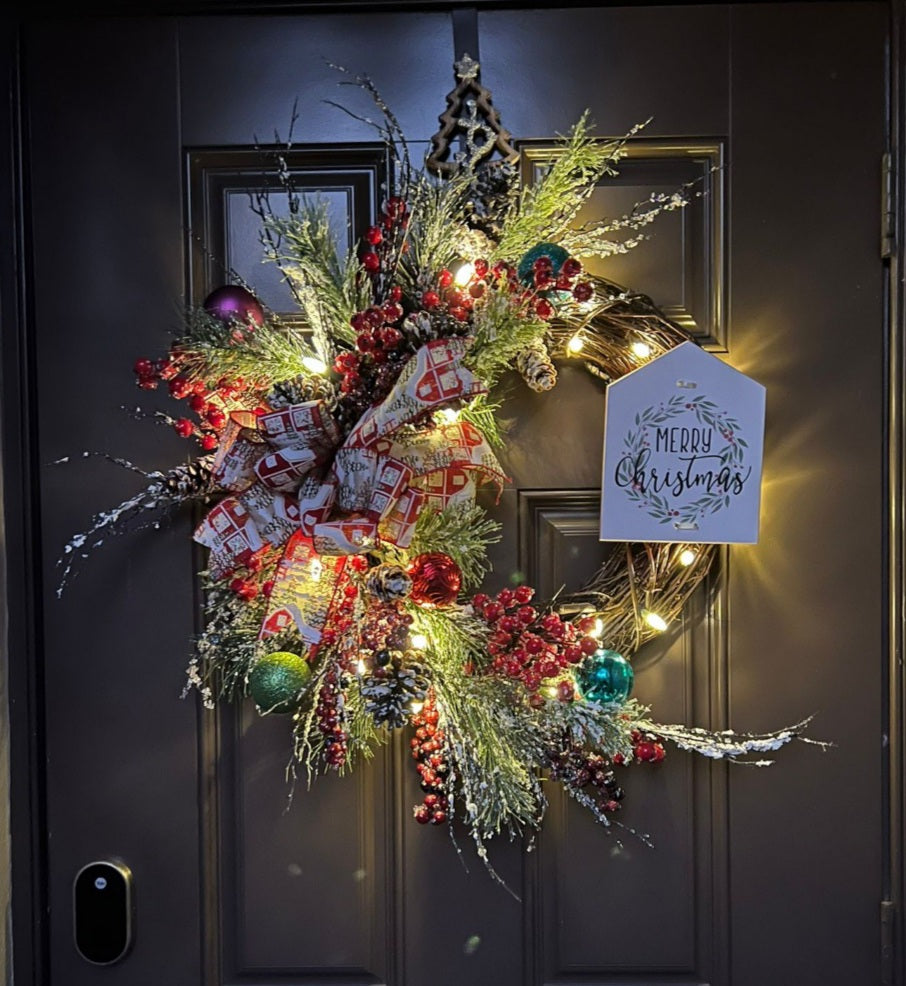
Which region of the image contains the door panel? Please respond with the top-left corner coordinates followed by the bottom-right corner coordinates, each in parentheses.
top-left (18, 5), bottom-right (887, 985)
top-left (727, 7), bottom-right (886, 985)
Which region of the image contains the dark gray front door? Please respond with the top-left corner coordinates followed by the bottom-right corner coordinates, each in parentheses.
top-left (10, 4), bottom-right (888, 984)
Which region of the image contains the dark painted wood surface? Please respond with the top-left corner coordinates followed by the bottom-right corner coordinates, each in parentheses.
top-left (10, 5), bottom-right (888, 984)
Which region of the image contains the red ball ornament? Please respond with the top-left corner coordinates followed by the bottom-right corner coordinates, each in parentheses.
top-left (407, 552), bottom-right (462, 607)
top-left (203, 285), bottom-right (264, 327)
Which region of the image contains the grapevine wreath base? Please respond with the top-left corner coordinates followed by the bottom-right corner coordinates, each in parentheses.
top-left (59, 63), bottom-right (819, 881)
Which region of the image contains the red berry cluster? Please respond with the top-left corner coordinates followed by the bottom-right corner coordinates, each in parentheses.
top-left (228, 551), bottom-right (275, 600)
top-left (352, 597), bottom-right (413, 657)
top-left (528, 254), bottom-right (594, 312)
top-left (358, 196), bottom-right (408, 278)
top-left (422, 257), bottom-right (494, 323)
top-left (634, 729), bottom-right (666, 763)
top-left (471, 585), bottom-right (596, 694)
top-left (317, 579), bottom-right (361, 645)
top-left (547, 744), bottom-right (625, 813)
top-left (133, 352), bottom-right (257, 449)
top-left (333, 288), bottom-right (412, 428)
top-left (316, 665), bottom-right (349, 770)
top-left (612, 729), bottom-right (667, 765)
top-left (411, 692), bottom-right (450, 826)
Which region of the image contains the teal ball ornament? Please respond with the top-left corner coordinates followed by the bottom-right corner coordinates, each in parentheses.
top-left (249, 651), bottom-right (312, 714)
top-left (576, 649), bottom-right (634, 705)
top-left (517, 242), bottom-right (571, 284)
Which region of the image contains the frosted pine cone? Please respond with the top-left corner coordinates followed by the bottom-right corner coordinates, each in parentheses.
top-left (452, 225), bottom-right (494, 261)
top-left (268, 373), bottom-right (337, 408)
top-left (365, 563), bottom-right (412, 604)
top-left (361, 657), bottom-right (430, 728)
top-left (164, 456), bottom-right (215, 498)
top-left (515, 340), bottom-right (558, 392)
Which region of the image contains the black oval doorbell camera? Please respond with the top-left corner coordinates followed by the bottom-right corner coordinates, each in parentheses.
top-left (73, 860), bottom-right (133, 965)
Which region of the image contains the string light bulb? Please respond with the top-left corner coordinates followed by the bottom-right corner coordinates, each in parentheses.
top-left (453, 261), bottom-right (475, 287)
top-left (679, 548), bottom-right (697, 567)
top-left (592, 617), bottom-right (604, 638)
top-left (410, 700), bottom-right (424, 714)
top-left (437, 407), bottom-right (461, 424)
top-left (411, 633), bottom-right (429, 650)
top-left (301, 355), bottom-right (327, 374)
top-left (631, 341), bottom-right (652, 359)
top-left (356, 658), bottom-right (367, 675)
top-left (567, 334), bottom-right (585, 354)
top-left (642, 609), bottom-right (669, 632)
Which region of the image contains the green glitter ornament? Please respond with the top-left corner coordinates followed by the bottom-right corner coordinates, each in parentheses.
top-left (517, 241), bottom-right (571, 284)
top-left (248, 651), bottom-right (312, 714)
top-left (576, 648), bottom-right (634, 705)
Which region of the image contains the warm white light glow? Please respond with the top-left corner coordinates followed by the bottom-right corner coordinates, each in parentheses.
top-left (643, 610), bottom-right (669, 633)
top-left (411, 633), bottom-right (429, 650)
top-left (410, 700), bottom-right (425, 714)
top-left (567, 334), bottom-right (585, 354)
top-left (302, 355), bottom-right (328, 374)
top-left (679, 549), bottom-right (697, 567)
top-left (453, 262), bottom-right (475, 287)
top-left (631, 341), bottom-right (652, 359)
top-left (437, 407), bottom-right (461, 424)
top-left (356, 658), bottom-right (367, 675)
top-left (310, 558), bottom-right (322, 582)
top-left (592, 618), bottom-right (604, 639)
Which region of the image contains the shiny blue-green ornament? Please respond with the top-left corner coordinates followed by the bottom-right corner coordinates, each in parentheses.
top-left (517, 241), bottom-right (571, 284)
top-left (576, 648), bottom-right (634, 705)
top-left (248, 651), bottom-right (312, 714)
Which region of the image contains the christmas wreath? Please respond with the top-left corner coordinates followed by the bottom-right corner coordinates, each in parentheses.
top-left (60, 62), bottom-right (815, 880)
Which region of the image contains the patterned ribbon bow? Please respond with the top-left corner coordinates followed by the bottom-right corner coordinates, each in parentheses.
top-left (193, 338), bottom-right (506, 650)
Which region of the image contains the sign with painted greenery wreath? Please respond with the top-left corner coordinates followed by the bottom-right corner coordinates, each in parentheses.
top-left (600, 342), bottom-right (765, 544)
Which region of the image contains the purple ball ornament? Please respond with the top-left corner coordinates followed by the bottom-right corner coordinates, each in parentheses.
top-left (203, 285), bottom-right (265, 328)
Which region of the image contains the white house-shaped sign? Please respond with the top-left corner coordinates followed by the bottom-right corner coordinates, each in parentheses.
top-left (600, 342), bottom-right (766, 544)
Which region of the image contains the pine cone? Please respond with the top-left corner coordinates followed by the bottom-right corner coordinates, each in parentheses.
top-left (268, 373), bottom-right (337, 408)
top-left (452, 225), bottom-right (494, 261)
top-left (360, 655), bottom-right (430, 729)
top-left (516, 340), bottom-right (558, 392)
top-left (365, 563), bottom-right (412, 604)
top-left (164, 456), bottom-right (215, 498)
top-left (466, 159), bottom-right (517, 241)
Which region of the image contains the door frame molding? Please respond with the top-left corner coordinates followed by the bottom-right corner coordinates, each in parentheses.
top-left (886, 3), bottom-right (906, 983)
top-left (1, 4), bottom-right (900, 985)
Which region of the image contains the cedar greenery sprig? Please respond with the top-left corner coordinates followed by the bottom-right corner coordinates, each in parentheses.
top-left (540, 695), bottom-right (644, 761)
top-left (190, 574), bottom-right (270, 701)
top-left (263, 198), bottom-right (371, 356)
top-left (410, 607), bottom-right (545, 839)
top-left (395, 168), bottom-right (478, 293)
top-left (465, 287), bottom-right (550, 388)
top-left (459, 395), bottom-right (507, 450)
top-left (494, 113), bottom-right (648, 260)
top-left (176, 311), bottom-right (318, 388)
